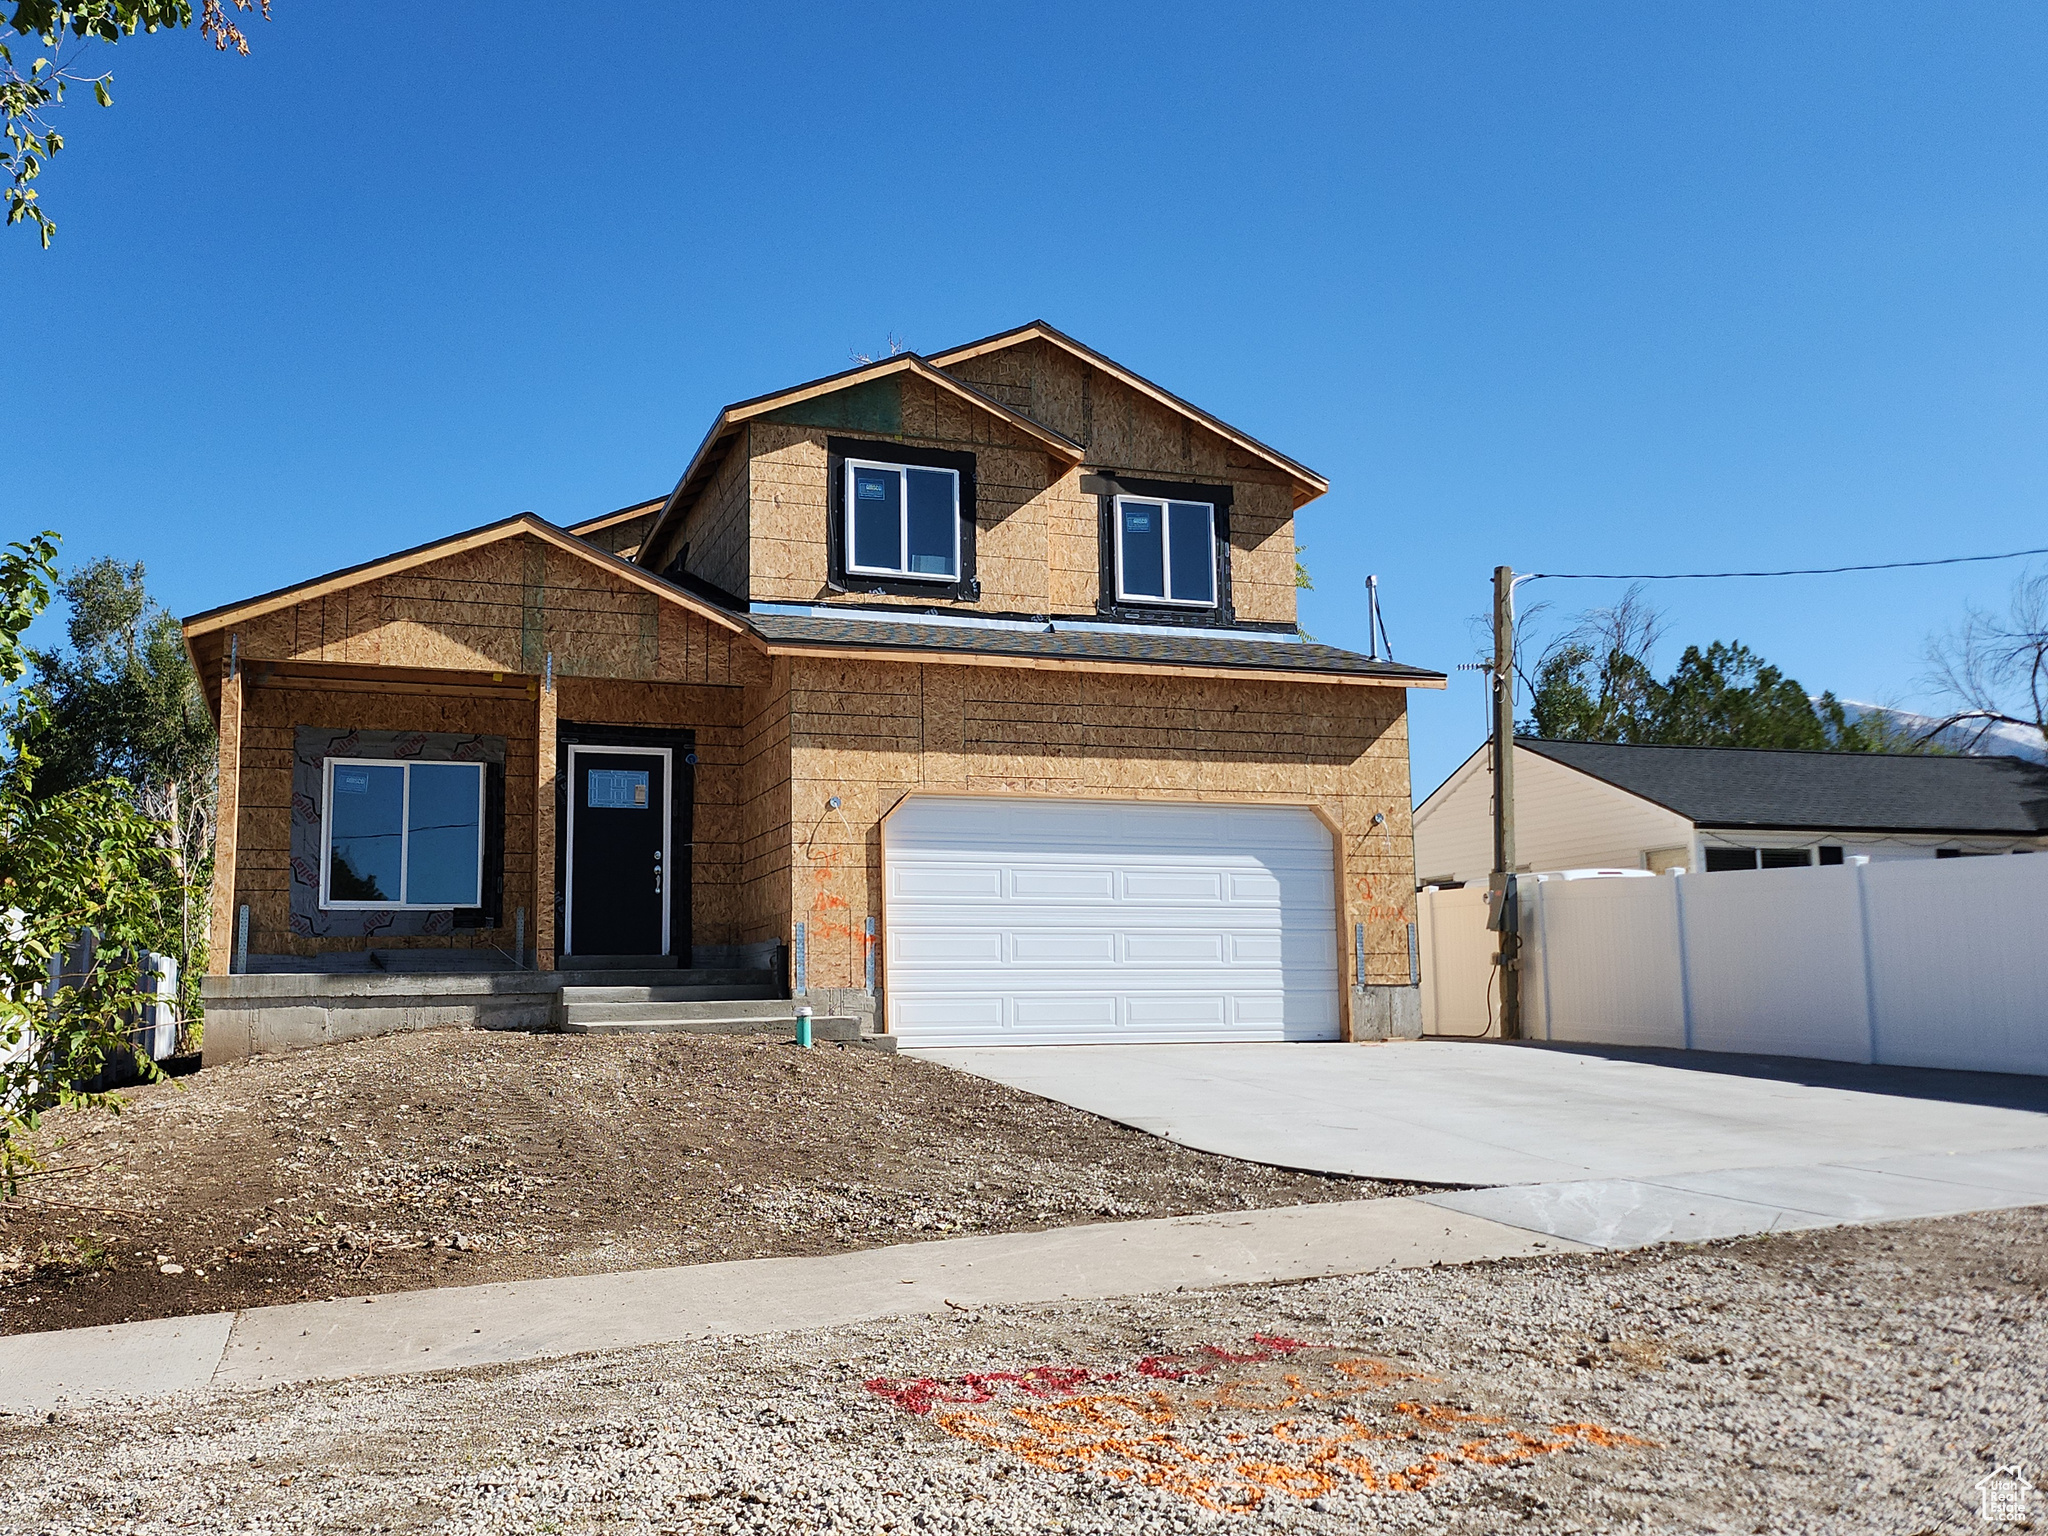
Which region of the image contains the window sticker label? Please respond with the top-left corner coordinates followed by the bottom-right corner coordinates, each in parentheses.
top-left (588, 768), bottom-right (651, 810)
top-left (335, 768), bottom-right (371, 795)
top-left (857, 478), bottom-right (889, 499)
top-left (1125, 512), bottom-right (1152, 531)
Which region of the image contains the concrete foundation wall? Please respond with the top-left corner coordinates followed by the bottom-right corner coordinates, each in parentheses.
top-left (200, 973), bottom-right (559, 1066)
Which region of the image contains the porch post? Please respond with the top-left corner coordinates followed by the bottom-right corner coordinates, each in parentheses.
top-left (207, 653), bottom-right (244, 974)
top-left (534, 668), bottom-right (558, 970)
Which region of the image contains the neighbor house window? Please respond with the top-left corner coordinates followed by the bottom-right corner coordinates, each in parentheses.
top-left (844, 459), bottom-right (960, 581)
top-left (1115, 496), bottom-right (1216, 606)
top-left (321, 759), bottom-right (485, 908)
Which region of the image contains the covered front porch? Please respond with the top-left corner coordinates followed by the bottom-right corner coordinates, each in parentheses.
top-left (181, 516), bottom-right (823, 1063)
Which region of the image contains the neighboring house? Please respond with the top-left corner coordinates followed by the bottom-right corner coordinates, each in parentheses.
top-left (183, 321), bottom-right (1445, 1053)
top-left (1414, 737), bottom-right (2048, 887)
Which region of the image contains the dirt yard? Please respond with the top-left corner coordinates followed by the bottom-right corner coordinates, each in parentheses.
top-left (0, 1028), bottom-right (1410, 1334)
top-left (5, 1209), bottom-right (2044, 1532)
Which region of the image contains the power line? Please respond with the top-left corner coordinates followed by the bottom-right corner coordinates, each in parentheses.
top-left (1518, 543), bottom-right (2048, 587)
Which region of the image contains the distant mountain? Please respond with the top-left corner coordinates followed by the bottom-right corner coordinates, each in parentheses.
top-left (1836, 701), bottom-right (2048, 763)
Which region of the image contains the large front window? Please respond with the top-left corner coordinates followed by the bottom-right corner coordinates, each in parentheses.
top-left (322, 758), bottom-right (485, 908)
top-left (1115, 495), bottom-right (1216, 606)
top-left (845, 459), bottom-right (960, 581)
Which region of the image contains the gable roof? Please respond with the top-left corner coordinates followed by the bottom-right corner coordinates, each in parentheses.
top-left (1521, 737), bottom-right (2048, 837)
top-left (635, 351), bottom-right (1087, 570)
top-left (181, 512), bottom-right (751, 642)
top-left (565, 497), bottom-right (665, 539)
top-left (925, 320), bottom-right (1330, 506)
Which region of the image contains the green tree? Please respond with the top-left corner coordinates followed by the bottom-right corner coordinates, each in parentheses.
top-left (0, 533), bottom-right (194, 1193)
top-left (30, 556), bottom-right (216, 990)
top-left (1522, 589), bottom-right (1927, 753)
top-left (4, 0), bottom-right (266, 246)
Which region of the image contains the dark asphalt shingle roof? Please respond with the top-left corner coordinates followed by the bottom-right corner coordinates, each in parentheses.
top-left (745, 614), bottom-right (1443, 683)
top-left (1521, 737), bottom-right (2048, 835)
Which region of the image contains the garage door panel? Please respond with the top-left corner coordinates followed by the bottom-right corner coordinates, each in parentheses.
top-left (1008, 868), bottom-right (1117, 902)
top-left (1013, 995), bottom-right (1121, 1028)
top-left (890, 866), bottom-right (1005, 900)
top-left (1121, 932), bottom-right (1228, 965)
top-left (1127, 994), bottom-right (1230, 1027)
top-left (890, 930), bottom-right (1005, 965)
top-left (884, 797), bottom-right (1342, 1046)
top-left (1120, 870), bottom-right (1227, 902)
top-left (1010, 931), bottom-right (1119, 965)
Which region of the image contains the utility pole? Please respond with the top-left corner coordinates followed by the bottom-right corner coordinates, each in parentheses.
top-left (1490, 564), bottom-right (1522, 1039)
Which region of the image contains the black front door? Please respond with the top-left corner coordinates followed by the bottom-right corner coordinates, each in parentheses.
top-left (566, 747), bottom-right (668, 957)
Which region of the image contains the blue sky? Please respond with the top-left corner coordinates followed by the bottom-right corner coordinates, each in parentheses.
top-left (11, 2), bottom-right (2047, 798)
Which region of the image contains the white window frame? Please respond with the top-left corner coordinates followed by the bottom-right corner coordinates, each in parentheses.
top-left (844, 458), bottom-right (962, 582)
top-left (1113, 494), bottom-right (1218, 608)
top-left (319, 757), bottom-right (486, 910)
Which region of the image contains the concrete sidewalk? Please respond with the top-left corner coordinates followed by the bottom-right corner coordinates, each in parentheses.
top-left (9, 1144), bottom-right (2045, 1416)
top-left (914, 1040), bottom-right (2048, 1185)
top-left (0, 1197), bottom-right (1569, 1416)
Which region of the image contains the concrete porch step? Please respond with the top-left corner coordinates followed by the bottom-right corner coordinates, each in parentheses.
top-left (558, 983), bottom-right (784, 1006)
top-left (558, 996), bottom-right (798, 1024)
top-left (559, 1012), bottom-right (863, 1040)
top-left (551, 968), bottom-right (774, 990)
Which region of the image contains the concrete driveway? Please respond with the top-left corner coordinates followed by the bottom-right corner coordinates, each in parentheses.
top-left (911, 1039), bottom-right (2048, 1247)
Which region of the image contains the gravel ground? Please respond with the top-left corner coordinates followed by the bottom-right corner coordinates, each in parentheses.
top-left (4, 1208), bottom-right (2044, 1534)
top-left (0, 1030), bottom-right (1409, 1335)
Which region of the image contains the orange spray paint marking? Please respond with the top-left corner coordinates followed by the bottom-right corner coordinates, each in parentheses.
top-left (865, 1338), bottom-right (1654, 1515)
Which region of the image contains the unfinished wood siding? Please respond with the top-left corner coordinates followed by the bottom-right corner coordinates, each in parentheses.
top-left (784, 657), bottom-right (1416, 998)
top-left (739, 656), bottom-right (795, 950)
top-left (231, 686), bottom-right (538, 959)
top-left (941, 339), bottom-right (1302, 625)
top-left (745, 400), bottom-right (1061, 613)
top-left (228, 535), bottom-right (742, 686)
top-left (574, 508), bottom-right (659, 561)
top-left (658, 434), bottom-right (750, 595)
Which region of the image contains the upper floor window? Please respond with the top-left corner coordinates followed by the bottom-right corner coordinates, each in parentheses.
top-left (1115, 496), bottom-right (1216, 607)
top-left (846, 459), bottom-right (960, 582)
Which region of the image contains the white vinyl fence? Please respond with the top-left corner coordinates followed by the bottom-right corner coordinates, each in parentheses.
top-left (1421, 854), bottom-right (2048, 1076)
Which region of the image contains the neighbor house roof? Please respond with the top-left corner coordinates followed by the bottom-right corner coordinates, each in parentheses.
top-left (925, 320), bottom-right (1329, 505)
top-left (747, 613), bottom-right (1443, 689)
top-left (636, 351), bottom-right (1088, 570)
top-left (1521, 737), bottom-right (2048, 836)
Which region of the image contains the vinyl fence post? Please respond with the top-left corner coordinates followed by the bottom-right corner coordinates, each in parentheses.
top-left (1853, 858), bottom-right (1880, 1065)
top-left (1534, 876), bottom-right (1554, 1042)
top-left (1672, 872), bottom-right (1695, 1052)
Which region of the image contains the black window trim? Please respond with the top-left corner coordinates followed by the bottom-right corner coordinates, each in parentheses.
top-left (825, 436), bottom-right (980, 602)
top-left (1084, 471), bottom-right (1235, 626)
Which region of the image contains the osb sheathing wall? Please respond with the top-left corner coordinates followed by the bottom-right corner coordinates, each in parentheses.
top-left (738, 656), bottom-right (795, 950)
top-left (940, 339), bottom-right (1301, 624)
top-left (232, 686), bottom-right (536, 957)
top-left (780, 657), bottom-right (1417, 1003)
top-left (660, 436), bottom-right (751, 596)
top-left (745, 383), bottom-right (1062, 614)
top-left (220, 534), bottom-right (757, 960)
top-left (231, 535), bottom-right (743, 687)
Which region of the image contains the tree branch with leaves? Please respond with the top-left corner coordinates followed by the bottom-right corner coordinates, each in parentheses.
top-left (0, 533), bottom-right (195, 1196)
top-left (3, 0), bottom-right (267, 246)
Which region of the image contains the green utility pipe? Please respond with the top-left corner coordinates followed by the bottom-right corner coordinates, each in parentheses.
top-left (795, 1005), bottom-right (812, 1049)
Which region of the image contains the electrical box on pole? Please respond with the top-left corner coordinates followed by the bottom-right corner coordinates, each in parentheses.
top-left (1488, 564), bottom-right (1522, 1039)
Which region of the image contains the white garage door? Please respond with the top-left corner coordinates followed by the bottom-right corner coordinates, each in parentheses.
top-left (883, 796), bottom-right (1342, 1047)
